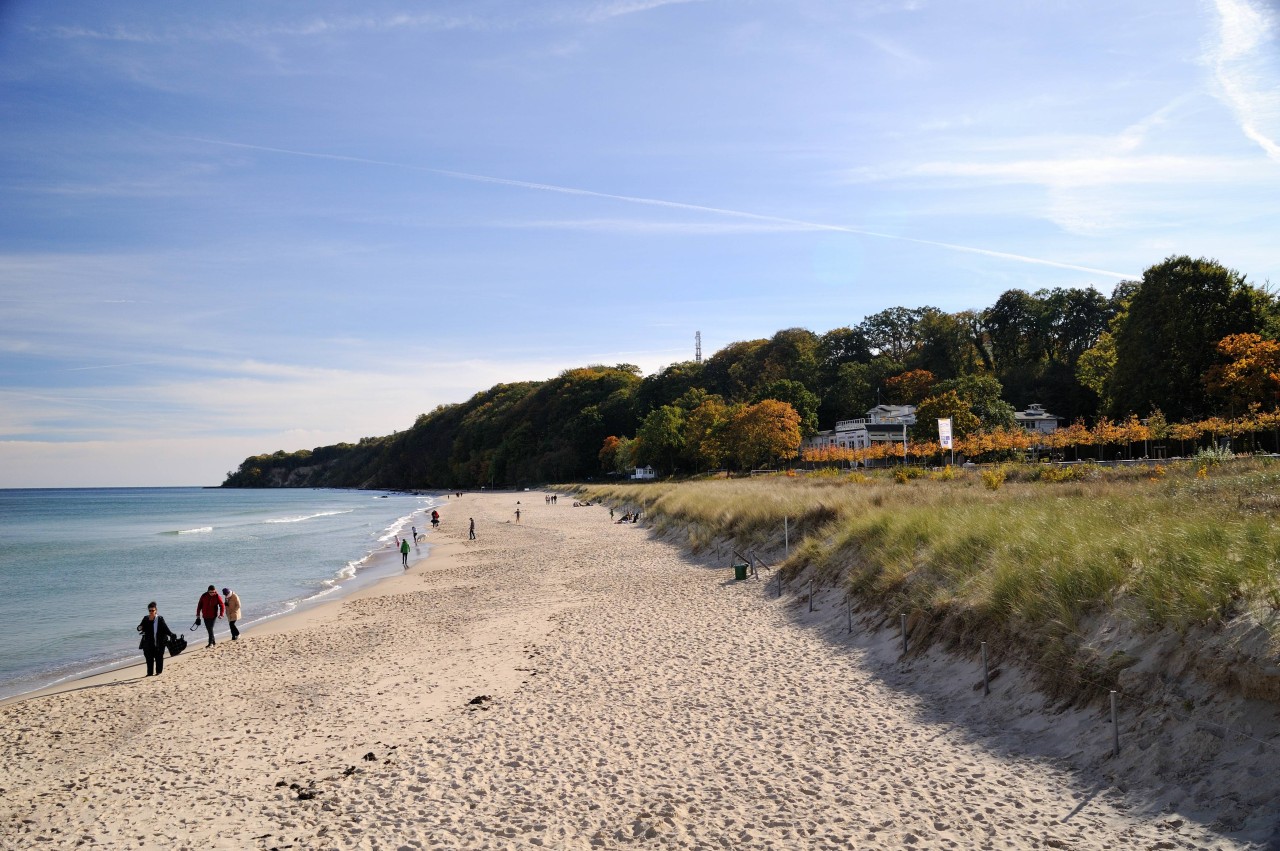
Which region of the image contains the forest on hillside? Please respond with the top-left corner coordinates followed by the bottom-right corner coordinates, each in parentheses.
top-left (223, 255), bottom-right (1280, 490)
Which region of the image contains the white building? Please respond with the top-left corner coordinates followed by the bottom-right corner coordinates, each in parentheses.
top-left (1014, 403), bottom-right (1061, 435)
top-left (803, 405), bottom-right (917, 454)
top-left (631, 465), bottom-right (656, 480)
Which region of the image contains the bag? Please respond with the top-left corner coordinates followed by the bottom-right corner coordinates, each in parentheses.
top-left (168, 635), bottom-right (187, 656)
top-left (193, 618), bottom-right (202, 628)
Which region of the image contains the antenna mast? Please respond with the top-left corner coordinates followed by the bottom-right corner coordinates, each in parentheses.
top-left (695, 331), bottom-right (702, 364)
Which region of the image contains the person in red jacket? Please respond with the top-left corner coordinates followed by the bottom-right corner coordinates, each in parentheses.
top-left (195, 585), bottom-right (224, 647)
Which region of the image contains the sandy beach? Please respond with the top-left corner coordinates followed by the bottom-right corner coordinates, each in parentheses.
top-left (0, 491), bottom-right (1261, 850)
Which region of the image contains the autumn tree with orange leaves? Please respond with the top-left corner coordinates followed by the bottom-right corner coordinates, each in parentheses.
top-left (1204, 333), bottom-right (1280, 411)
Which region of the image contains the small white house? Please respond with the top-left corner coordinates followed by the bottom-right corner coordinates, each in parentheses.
top-left (632, 465), bottom-right (656, 480)
top-left (1014, 403), bottom-right (1061, 435)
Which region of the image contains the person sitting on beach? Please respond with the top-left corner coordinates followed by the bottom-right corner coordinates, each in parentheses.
top-left (195, 586), bottom-right (224, 648)
top-left (222, 587), bottom-right (241, 641)
top-left (137, 601), bottom-right (176, 677)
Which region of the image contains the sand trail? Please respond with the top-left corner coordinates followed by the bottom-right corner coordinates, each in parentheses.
top-left (0, 493), bottom-right (1249, 849)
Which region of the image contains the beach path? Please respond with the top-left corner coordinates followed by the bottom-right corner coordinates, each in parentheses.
top-left (0, 492), bottom-right (1240, 850)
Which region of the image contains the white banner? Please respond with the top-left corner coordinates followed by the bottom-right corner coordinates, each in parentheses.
top-left (937, 418), bottom-right (953, 449)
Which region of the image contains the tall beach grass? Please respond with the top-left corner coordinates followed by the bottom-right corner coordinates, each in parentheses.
top-left (581, 460), bottom-right (1280, 697)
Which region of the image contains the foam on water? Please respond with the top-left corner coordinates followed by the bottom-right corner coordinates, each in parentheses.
top-left (0, 487), bottom-right (442, 700)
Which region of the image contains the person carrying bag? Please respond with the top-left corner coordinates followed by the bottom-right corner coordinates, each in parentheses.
top-left (136, 601), bottom-right (176, 677)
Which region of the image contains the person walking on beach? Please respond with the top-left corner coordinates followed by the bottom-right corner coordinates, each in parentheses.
top-left (469, 517), bottom-right (476, 540)
top-left (400, 537), bottom-right (411, 568)
top-left (195, 585), bottom-right (224, 647)
top-left (137, 602), bottom-right (176, 677)
top-left (514, 508), bottom-right (521, 523)
top-left (222, 587), bottom-right (241, 641)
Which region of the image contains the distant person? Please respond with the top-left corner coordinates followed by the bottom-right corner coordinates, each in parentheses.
top-left (412, 526), bottom-right (419, 543)
top-left (137, 601), bottom-right (176, 677)
top-left (514, 508), bottom-right (521, 523)
top-left (400, 537), bottom-right (410, 568)
top-left (222, 587), bottom-right (241, 641)
top-left (195, 585), bottom-right (224, 647)
top-left (610, 508), bottom-right (614, 520)
top-left (469, 517), bottom-right (476, 540)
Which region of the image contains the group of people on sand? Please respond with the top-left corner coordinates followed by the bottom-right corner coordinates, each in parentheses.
top-left (401, 508), bottom-right (448, 567)
top-left (136, 585), bottom-right (242, 677)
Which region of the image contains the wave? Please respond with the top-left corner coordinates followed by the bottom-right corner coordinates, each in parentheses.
top-left (161, 526), bottom-right (213, 535)
top-left (264, 509), bottom-right (354, 524)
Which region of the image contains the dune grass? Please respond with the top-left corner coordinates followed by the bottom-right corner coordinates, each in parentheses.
top-left (581, 460), bottom-right (1280, 696)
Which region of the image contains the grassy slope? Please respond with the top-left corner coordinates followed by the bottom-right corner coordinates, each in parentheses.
top-left (581, 459), bottom-right (1280, 701)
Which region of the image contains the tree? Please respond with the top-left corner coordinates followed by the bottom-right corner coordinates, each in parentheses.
top-left (598, 435), bottom-right (622, 471)
top-left (701, 339), bottom-right (768, 402)
top-left (911, 391), bottom-right (980, 442)
top-left (754, 379), bottom-right (820, 436)
top-left (933, 374), bottom-right (1017, 431)
top-left (982, 290), bottom-right (1046, 372)
top-left (755, 328), bottom-right (821, 392)
top-left (818, 326), bottom-right (872, 376)
top-left (860, 307), bottom-right (926, 361)
top-left (1077, 331), bottom-right (1117, 410)
top-left (635, 360), bottom-right (705, 416)
top-left (1108, 256), bottom-right (1274, 421)
top-left (634, 405), bottom-right (686, 472)
top-left (726, 400), bottom-right (802, 470)
top-left (1203, 333), bottom-right (1280, 411)
top-left (683, 397), bottom-right (732, 470)
top-left (884, 369), bottom-right (935, 405)
top-left (912, 308), bottom-right (984, 380)
top-left (817, 357), bottom-right (903, 427)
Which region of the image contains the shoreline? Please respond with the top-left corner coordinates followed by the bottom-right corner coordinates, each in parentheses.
top-left (1, 490), bottom-right (1265, 849)
top-left (0, 495), bottom-right (451, 709)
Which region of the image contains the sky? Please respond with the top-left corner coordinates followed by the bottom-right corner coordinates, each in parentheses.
top-left (2, 0), bottom-right (1278, 487)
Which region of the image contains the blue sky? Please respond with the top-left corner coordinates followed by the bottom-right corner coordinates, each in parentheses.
top-left (2, 0), bottom-right (1278, 487)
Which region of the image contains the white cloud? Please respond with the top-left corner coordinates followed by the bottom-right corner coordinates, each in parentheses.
top-left (1207, 0), bottom-right (1280, 162)
top-left (901, 154), bottom-right (1264, 186)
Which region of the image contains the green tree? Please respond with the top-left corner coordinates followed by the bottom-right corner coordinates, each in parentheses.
top-left (911, 391), bottom-right (980, 441)
top-left (912, 308), bottom-right (984, 380)
top-left (860, 307), bottom-right (925, 361)
top-left (754, 379), bottom-right (820, 436)
top-left (635, 360), bottom-right (705, 416)
top-left (634, 405), bottom-right (686, 472)
top-left (702, 339), bottom-right (768, 401)
top-left (933, 374), bottom-right (1017, 430)
top-left (1076, 331), bottom-right (1117, 409)
top-left (817, 357), bottom-right (904, 426)
top-left (1109, 256), bottom-right (1274, 420)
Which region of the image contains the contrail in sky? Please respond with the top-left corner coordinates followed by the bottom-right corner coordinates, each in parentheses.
top-left (185, 136), bottom-right (1140, 280)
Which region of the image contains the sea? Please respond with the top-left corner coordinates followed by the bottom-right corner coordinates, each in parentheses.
top-left (0, 486), bottom-right (442, 700)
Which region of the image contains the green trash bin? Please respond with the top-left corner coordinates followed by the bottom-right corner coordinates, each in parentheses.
top-left (733, 562), bottom-right (749, 581)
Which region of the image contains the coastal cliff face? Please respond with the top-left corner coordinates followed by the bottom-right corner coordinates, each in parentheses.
top-left (222, 368), bottom-right (642, 491)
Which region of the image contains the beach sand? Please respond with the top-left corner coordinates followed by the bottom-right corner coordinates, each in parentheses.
top-left (0, 491), bottom-right (1260, 849)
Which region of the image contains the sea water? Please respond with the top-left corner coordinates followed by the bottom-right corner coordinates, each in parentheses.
top-left (0, 487), bottom-right (441, 700)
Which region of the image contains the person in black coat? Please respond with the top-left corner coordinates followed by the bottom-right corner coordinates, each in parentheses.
top-left (137, 601), bottom-right (176, 677)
